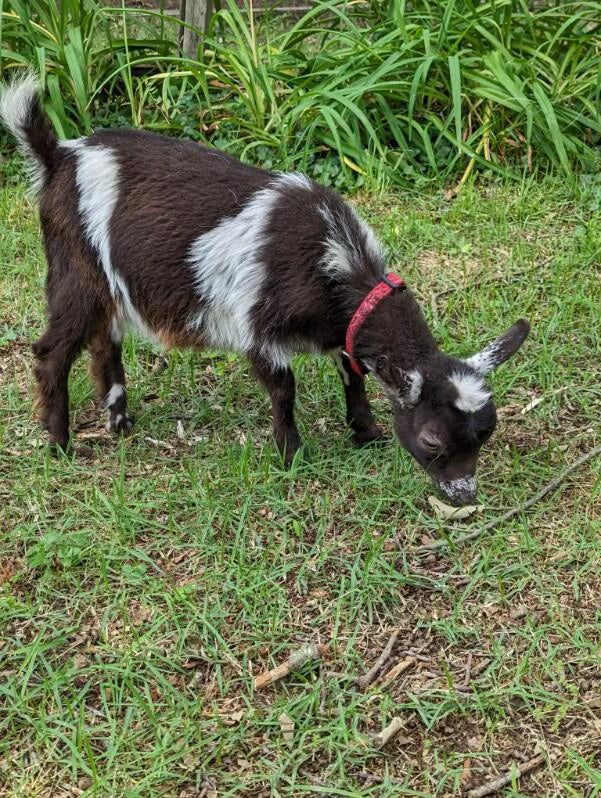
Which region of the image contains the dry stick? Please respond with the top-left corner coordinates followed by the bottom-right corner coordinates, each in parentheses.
top-left (372, 716), bottom-right (405, 749)
top-left (254, 643), bottom-right (329, 690)
top-left (358, 772), bottom-right (406, 787)
top-left (467, 752), bottom-right (546, 798)
top-left (354, 629), bottom-right (400, 690)
top-left (416, 445), bottom-right (601, 556)
top-left (379, 655), bottom-right (416, 685)
top-left (463, 651), bottom-right (474, 688)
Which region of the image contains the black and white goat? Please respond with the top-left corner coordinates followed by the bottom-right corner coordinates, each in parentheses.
top-left (0, 73), bottom-right (530, 505)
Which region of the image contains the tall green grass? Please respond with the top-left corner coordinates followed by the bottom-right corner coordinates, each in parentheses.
top-left (2, 0), bottom-right (601, 187)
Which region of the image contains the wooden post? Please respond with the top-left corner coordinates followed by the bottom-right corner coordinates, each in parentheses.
top-left (180, 0), bottom-right (212, 61)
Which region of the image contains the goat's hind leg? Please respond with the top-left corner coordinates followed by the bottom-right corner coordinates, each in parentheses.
top-left (32, 299), bottom-right (91, 452)
top-left (89, 329), bottom-right (133, 435)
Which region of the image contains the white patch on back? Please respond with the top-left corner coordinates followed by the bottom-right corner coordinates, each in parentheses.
top-left (0, 71), bottom-right (46, 194)
top-left (104, 383), bottom-right (125, 408)
top-left (65, 140), bottom-right (158, 344)
top-left (187, 184), bottom-right (285, 365)
top-left (449, 371), bottom-right (491, 413)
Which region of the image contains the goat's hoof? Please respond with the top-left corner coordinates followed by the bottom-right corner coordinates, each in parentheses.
top-left (106, 412), bottom-right (134, 435)
top-left (352, 424), bottom-right (385, 446)
top-left (275, 429), bottom-right (302, 467)
top-left (49, 437), bottom-right (72, 456)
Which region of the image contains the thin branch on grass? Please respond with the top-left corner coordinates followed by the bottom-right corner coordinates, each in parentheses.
top-left (254, 643), bottom-right (329, 690)
top-left (354, 629), bottom-right (400, 690)
top-left (379, 655), bottom-right (416, 685)
top-left (463, 651), bottom-right (473, 688)
top-left (372, 716), bottom-right (407, 748)
top-left (467, 752), bottom-right (546, 798)
top-left (358, 772), bottom-right (406, 787)
top-left (417, 445), bottom-right (601, 555)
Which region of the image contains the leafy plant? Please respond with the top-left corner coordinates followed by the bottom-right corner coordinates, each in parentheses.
top-left (2, 0), bottom-right (601, 186)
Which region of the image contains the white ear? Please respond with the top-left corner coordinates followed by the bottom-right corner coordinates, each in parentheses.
top-left (397, 368), bottom-right (423, 408)
top-left (368, 356), bottom-right (423, 409)
top-left (465, 319), bottom-right (530, 376)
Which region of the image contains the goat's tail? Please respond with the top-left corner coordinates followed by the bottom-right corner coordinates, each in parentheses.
top-left (0, 71), bottom-right (57, 194)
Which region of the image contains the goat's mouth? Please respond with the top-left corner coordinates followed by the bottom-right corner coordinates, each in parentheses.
top-left (436, 475), bottom-right (478, 506)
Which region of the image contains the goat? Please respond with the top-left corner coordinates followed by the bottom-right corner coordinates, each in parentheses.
top-left (0, 72), bottom-right (530, 505)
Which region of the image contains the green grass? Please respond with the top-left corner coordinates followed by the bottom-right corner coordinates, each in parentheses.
top-left (1, 170), bottom-right (600, 797)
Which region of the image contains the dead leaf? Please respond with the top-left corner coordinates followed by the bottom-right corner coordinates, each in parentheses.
top-left (176, 420), bottom-right (185, 441)
top-left (222, 709), bottom-right (245, 726)
top-left (73, 653), bottom-right (87, 670)
top-left (510, 604), bottom-right (529, 620)
top-left (279, 712), bottom-right (294, 742)
top-left (428, 495), bottom-right (483, 520)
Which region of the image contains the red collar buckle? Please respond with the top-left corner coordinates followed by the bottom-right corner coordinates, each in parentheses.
top-left (344, 273), bottom-right (405, 377)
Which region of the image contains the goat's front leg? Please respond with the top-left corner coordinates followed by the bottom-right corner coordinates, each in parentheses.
top-left (333, 350), bottom-right (384, 445)
top-left (251, 357), bottom-right (301, 465)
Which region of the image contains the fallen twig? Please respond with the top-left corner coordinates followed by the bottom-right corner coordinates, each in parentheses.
top-left (380, 655), bottom-right (416, 685)
top-left (372, 716), bottom-right (407, 748)
top-left (358, 771), bottom-right (406, 787)
top-left (354, 629), bottom-right (400, 690)
top-left (463, 652), bottom-right (473, 688)
top-left (416, 445), bottom-right (601, 555)
top-left (467, 752), bottom-right (546, 798)
top-left (144, 436), bottom-right (176, 452)
top-left (254, 643), bottom-right (329, 690)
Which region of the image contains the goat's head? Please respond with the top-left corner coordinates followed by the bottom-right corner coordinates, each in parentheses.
top-left (372, 319), bottom-right (530, 505)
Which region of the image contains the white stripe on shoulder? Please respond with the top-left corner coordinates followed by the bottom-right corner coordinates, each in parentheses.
top-left (187, 186), bottom-right (284, 364)
top-left (69, 139), bottom-right (156, 343)
top-left (449, 371), bottom-right (491, 413)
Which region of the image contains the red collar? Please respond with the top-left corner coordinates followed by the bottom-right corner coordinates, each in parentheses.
top-left (344, 273), bottom-right (405, 377)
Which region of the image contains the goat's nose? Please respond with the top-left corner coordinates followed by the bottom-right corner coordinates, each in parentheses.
top-left (438, 476), bottom-right (477, 506)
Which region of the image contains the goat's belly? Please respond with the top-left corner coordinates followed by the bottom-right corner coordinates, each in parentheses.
top-left (110, 292), bottom-right (299, 370)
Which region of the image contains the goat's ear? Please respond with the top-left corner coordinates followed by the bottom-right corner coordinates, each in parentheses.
top-left (374, 355), bottom-right (423, 408)
top-left (464, 318), bottom-right (530, 376)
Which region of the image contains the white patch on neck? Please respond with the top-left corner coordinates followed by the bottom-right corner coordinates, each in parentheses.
top-left (349, 204), bottom-right (386, 264)
top-left (318, 203), bottom-right (385, 279)
top-left (277, 172), bottom-right (313, 191)
top-left (66, 139), bottom-right (157, 344)
top-left (449, 371), bottom-right (491, 413)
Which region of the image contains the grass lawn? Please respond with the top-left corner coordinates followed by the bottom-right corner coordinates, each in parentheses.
top-left (1, 170), bottom-right (600, 798)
